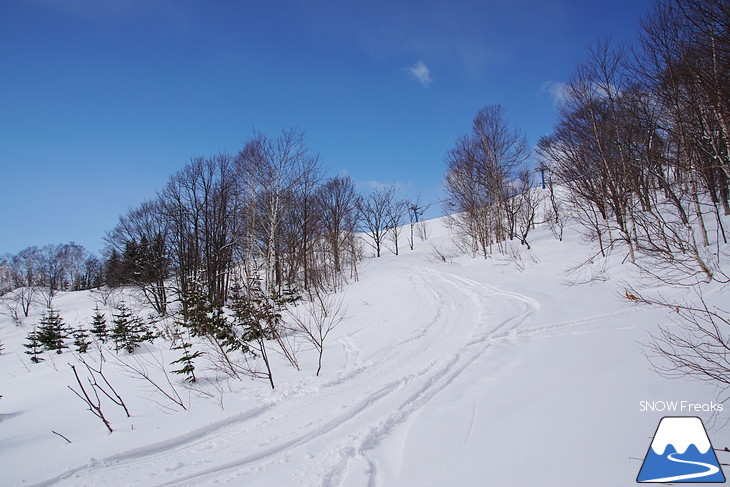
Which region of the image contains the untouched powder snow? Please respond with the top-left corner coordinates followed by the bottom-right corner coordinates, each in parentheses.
top-left (1, 216), bottom-right (727, 486)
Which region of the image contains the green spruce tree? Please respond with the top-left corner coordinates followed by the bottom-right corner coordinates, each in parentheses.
top-left (37, 308), bottom-right (70, 354)
top-left (170, 338), bottom-right (203, 383)
top-left (111, 303), bottom-right (156, 353)
top-left (24, 328), bottom-right (44, 363)
top-left (229, 275), bottom-right (281, 389)
top-left (139, 316), bottom-right (159, 343)
top-left (276, 282), bottom-right (302, 307)
top-left (179, 281), bottom-right (235, 347)
top-left (111, 303), bottom-right (139, 353)
top-left (90, 306), bottom-right (108, 343)
top-left (72, 327), bottom-right (91, 353)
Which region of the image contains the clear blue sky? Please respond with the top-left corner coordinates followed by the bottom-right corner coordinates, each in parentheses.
top-left (0, 0), bottom-right (652, 256)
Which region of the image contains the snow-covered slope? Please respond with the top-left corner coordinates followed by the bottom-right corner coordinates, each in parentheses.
top-left (1, 216), bottom-right (727, 486)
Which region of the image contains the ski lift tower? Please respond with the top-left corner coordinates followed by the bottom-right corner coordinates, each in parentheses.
top-left (537, 163), bottom-right (550, 189)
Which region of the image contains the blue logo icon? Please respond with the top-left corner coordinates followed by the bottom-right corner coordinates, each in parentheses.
top-left (637, 416), bottom-right (726, 483)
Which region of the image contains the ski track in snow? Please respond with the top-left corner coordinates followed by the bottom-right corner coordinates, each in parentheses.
top-left (488, 307), bottom-right (649, 341)
top-left (642, 453), bottom-right (721, 483)
top-left (32, 263), bottom-right (542, 487)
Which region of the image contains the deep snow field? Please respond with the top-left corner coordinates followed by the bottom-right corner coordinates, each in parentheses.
top-left (1, 216), bottom-right (728, 486)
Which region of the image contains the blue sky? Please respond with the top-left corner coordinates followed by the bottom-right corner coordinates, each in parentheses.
top-left (0, 0), bottom-right (652, 256)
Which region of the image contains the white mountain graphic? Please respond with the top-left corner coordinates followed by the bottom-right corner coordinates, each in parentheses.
top-left (650, 417), bottom-right (712, 455)
top-left (637, 416), bottom-right (725, 483)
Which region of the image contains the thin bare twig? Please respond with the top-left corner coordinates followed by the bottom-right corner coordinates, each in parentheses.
top-left (67, 363), bottom-right (113, 433)
top-left (52, 430), bottom-right (72, 444)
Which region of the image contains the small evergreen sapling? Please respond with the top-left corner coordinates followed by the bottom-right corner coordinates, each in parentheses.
top-left (37, 308), bottom-right (70, 354)
top-left (176, 281), bottom-right (241, 379)
top-left (73, 327), bottom-right (91, 353)
top-left (170, 339), bottom-right (203, 383)
top-left (24, 328), bottom-right (44, 363)
top-left (277, 282), bottom-right (302, 307)
top-left (139, 316), bottom-right (159, 343)
top-left (228, 276), bottom-right (284, 389)
top-left (110, 303), bottom-right (156, 353)
top-left (111, 303), bottom-right (139, 353)
top-left (90, 306), bottom-right (108, 343)
top-left (179, 282), bottom-right (231, 341)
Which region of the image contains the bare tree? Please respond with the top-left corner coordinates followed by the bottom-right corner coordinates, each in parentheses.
top-left (538, 41), bottom-right (646, 263)
top-left (77, 352), bottom-right (130, 418)
top-left (114, 344), bottom-right (187, 412)
top-left (67, 363), bottom-right (114, 433)
top-left (514, 168), bottom-right (542, 250)
top-left (0, 255), bottom-right (11, 296)
top-left (415, 220), bottom-right (430, 242)
top-left (37, 244), bottom-right (68, 306)
top-left (106, 198), bottom-right (171, 315)
top-left (317, 175), bottom-right (358, 287)
top-left (287, 288), bottom-right (347, 376)
top-left (387, 197), bottom-right (409, 256)
top-left (541, 166), bottom-right (568, 241)
top-left (356, 185), bottom-right (397, 258)
top-left (539, 7), bottom-right (728, 283)
top-left (281, 158), bottom-right (323, 290)
top-left (535, 0), bottom-right (730, 395)
top-left (237, 129), bottom-right (320, 292)
top-left (445, 105), bottom-right (530, 257)
top-left (5, 247), bottom-right (41, 318)
top-left (158, 154), bottom-right (243, 314)
top-left (635, 289), bottom-right (730, 392)
top-left (3, 243), bottom-right (97, 305)
top-left (160, 162), bottom-right (204, 313)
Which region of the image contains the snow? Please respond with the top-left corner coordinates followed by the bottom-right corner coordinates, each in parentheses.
top-left (1, 215), bottom-right (727, 486)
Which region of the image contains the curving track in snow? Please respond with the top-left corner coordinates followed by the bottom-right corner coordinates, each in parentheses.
top-left (642, 453), bottom-right (721, 483)
top-left (35, 263), bottom-right (538, 487)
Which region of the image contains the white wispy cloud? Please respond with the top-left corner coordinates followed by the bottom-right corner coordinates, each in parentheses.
top-left (540, 80), bottom-right (567, 106)
top-left (405, 61), bottom-right (432, 86)
top-left (361, 180), bottom-right (400, 191)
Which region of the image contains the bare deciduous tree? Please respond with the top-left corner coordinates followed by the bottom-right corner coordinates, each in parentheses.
top-left (4, 247), bottom-right (41, 318)
top-left (514, 168), bottom-right (542, 250)
top-left (536, 0), bottom-right (730, 395)
top-left (288, 288), bottom-right (347, 376)
top-left (387, 197), bottom-right (409, 256)
top-left (106, 198), bottom-right (171, 315)
top-left (357, 185), bottom-right (397, 258)
top-left (114, 344), bottom-right (187, 412)
top-left (633, 289), bottom-right (730, 392)
top-left (444, 105), bottom-right (530, 257)
top-left (317, 175), bottom-right (358, 288)
top-left (237, 129), bottom-right (320, 292)
top-left (68, 363), bottom-right (114, 433)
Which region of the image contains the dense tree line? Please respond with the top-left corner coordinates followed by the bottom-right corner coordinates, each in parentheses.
top-left (0, 243), bottom-right (102, 320)
top-left (537, 0), bottom-right (729, 283)
top-left (537, 0), bottom-right (730, 390)
top-left (104, 128), bottom-right (412, 318)
top-left (1, 243), bottom-right (102, 295)
top-left (99, 128), bottom-right (418, 387)
top-left (1, 128), bottom-right (418, 390)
